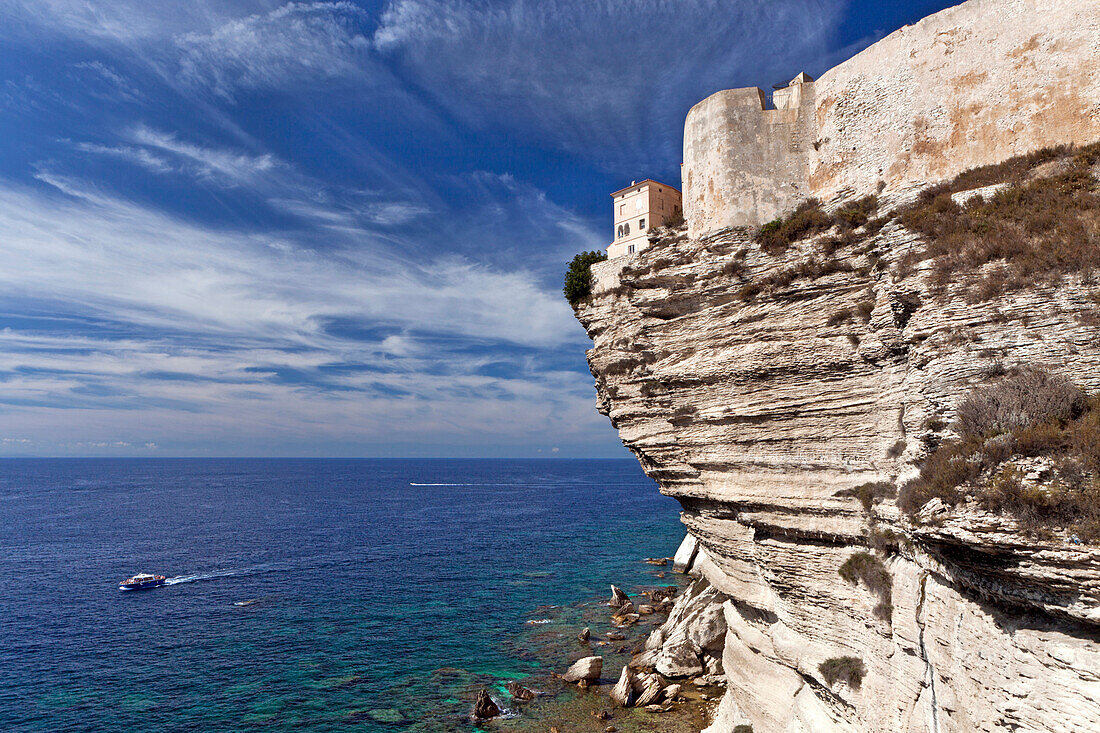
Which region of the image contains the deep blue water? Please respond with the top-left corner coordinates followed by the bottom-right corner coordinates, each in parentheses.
top-left (0, 459), bottom-right (683, 732)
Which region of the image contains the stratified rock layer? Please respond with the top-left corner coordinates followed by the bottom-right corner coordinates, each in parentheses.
top-left (576, 212), bottom-right (1100, 731)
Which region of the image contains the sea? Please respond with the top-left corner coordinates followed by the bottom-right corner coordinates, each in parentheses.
top-left (0, 458), bottom-right (685, 732)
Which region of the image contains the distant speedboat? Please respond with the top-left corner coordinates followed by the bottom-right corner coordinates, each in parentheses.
top-left (119, 573), bottom-right (166, 591)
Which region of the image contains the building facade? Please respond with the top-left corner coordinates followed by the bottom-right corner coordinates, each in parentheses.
top-left (608, 179), bottom-right (682, 259)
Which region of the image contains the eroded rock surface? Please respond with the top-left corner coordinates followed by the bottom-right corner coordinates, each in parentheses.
top-left (576, 212), bottom-right (1100, 730)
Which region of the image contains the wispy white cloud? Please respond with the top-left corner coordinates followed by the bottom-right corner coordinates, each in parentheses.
top-left (71, 140), bottom-right (174, 174)
top-left (175, 2), bottom-right (373, 99)
top-left (0, 172), bottom-right (607, 453)
top-left (130, 125), bottom-right (278, 183)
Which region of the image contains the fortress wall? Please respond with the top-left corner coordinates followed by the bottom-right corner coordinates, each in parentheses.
top-left (809, 0), bottom-right (1100, 202)
top-left (683, 87), bottom-right (814, 232)
top-left (684, 0), bottom-right (1100, 235)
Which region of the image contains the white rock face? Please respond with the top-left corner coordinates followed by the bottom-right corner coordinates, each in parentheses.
top-left (635, 578), bottom-right (728, 678)
top-left (577, 213), bottom-right (1100, 731)
top-left (673, 533), bottom-right (699, 573)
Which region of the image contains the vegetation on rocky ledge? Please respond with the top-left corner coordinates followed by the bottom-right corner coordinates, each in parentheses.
top-left (756, 195), bottom-right (881, 255)
top-left (896, 142), bottom-right (1100, 300)
top-left (900, 365), bottom-right (1100, 539)
top-left (838, 551), bottom-right (893, 620)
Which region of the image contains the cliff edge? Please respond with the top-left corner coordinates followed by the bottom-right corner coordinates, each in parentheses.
top-left (575, 143), bottom-right (1100, 728)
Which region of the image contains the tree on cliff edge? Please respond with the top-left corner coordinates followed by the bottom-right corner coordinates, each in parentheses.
top-left (564, 250), bottom-right (607, 306)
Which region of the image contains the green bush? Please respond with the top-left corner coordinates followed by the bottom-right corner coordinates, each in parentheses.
top-left (835, 481), bottom-right (895, 512)
top-left (755, 199), bottom-right (832, 254)
top-left (563, 250), bottom-right (608, 306)
top-left (819, 656), bottom-right (866, 689)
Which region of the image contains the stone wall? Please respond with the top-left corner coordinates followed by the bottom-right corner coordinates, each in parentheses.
top-left (683, 0), bottom-right (1100, 235)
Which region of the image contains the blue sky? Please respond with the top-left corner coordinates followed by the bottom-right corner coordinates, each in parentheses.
top-left (0, 0), bottom-right (956, 457)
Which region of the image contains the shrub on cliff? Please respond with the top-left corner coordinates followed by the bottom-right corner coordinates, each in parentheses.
top-left (819, 656), bottom-right (866, 689)
top-left (563, 250), bottom-right (608, 306)
top-left (756, 199), bottom-right (831, 254)
top-left (895, 141), bottom-right (1100, 300)
top-left (838, 551), bottom-right (893, 619)
top-left (899, 365), bottom-right (1100, 540)
top-left (835, 481), bottom-right (895, 512)
top-left (755, 195), bottom-right (879, 255)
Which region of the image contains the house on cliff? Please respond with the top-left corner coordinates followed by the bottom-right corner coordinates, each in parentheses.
top-left (608, 179), bottom-right (681, 258)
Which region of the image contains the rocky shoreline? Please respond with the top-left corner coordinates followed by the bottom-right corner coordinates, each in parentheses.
top-left (470, 537), bottom-right (732, 732)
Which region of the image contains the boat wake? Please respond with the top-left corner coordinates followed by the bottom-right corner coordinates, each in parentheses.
top-left (164, 568), bottom-right (244, 585)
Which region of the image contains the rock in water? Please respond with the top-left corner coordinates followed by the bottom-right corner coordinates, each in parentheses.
top-left (506, 681), bottom-right (536, 701)
top-left (661, 683), bottom-right (682, 701)
top-left (472, 690), bottom-right (500, 720)
top-left (609, 585), bottom-right (630, 608)
top-left (562, 656), bottom-right (603, 683)
top-left (609, 666), bottom-right (636, 707)
top-left (578, 627), bottom-right (591, 642)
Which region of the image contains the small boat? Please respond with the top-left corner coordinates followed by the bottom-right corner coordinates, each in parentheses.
top-left (119, 573), bottom-right (167, 591)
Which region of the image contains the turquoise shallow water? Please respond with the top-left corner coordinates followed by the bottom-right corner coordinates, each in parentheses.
top-left (0, 458), bottom-right (684, 731)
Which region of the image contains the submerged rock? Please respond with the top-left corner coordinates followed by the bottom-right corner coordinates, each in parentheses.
top-left (472, 690), bottom-right (500, 720)
top-left (505, 681), bottom-right (535, 701)
top-left (365, 708), bottom-right (403, 724)
top-left (561, 656), bottom-right (602, 683)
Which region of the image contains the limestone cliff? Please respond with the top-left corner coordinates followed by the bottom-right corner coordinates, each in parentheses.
top-left (574, 164), bottom-right (1100, 729)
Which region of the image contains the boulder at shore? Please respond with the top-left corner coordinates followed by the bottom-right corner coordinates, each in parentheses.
top-left (609, 585), bottom-right (630, 608)
top-left (561, 656), bottom-right (602, 683)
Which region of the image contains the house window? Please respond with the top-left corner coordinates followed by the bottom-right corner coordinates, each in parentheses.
top-left (620, 204), bottom-right (625, 215)
top-left (639, 218), bottom-right (645, 230)
top-left (617, 225), bottom-right (624, 239)
top-left (623, 223), bottom-right (630, 235)
top-left (628, 244), bottom-right (635, 254)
